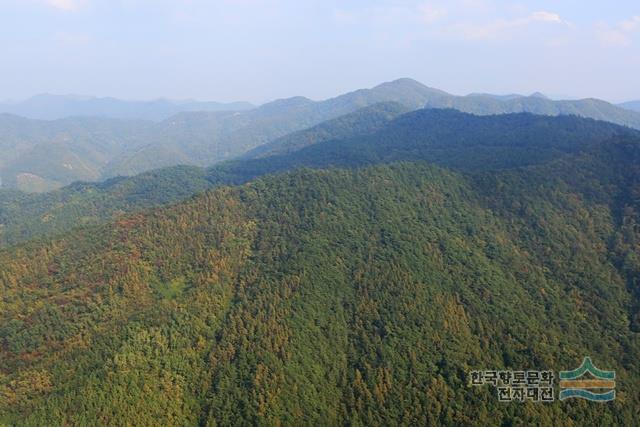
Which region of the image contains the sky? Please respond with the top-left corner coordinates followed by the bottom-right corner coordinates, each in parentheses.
top-left (0, 0), bottom-right (638, 104)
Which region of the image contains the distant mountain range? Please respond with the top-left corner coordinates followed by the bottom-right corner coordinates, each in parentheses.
top-left (0, 114), bottom-right (156, 192)
top-left (0, 94), bottom-right (255, 121)
top-left (1, 109), bottom-right (636, 246)
top-left (619, 100), bottom-right (640, 112)
top-left (422, 89), bottom-right (640, 129)
top-left (241, 102), bottom-right (411, 159)
top-left (2, 78), bottom-right (640, 192)
top-left (466, 91), bottom-right (549, 101)
top-left (0, 79), bottom-right (444, 191)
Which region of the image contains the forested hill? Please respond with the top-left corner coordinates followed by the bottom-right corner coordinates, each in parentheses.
top-left (1, 109), bottom-right (638, 247)
top-left (425, 93), bottom-right (640, 130)
top-left (0, 79), bottom-right (436, 191)
top-left (4, 78), bottom-right (640, 193)
top-left (240, 101), bottom-right (410, 159)
top-left (215, 109), bottom-right (638, 182)
top-left (1, 158), bottom-right (639, 425)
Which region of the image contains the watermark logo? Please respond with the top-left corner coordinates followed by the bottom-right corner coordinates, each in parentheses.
top-left (559, 357), bottom-right (615, 402)
top-left (469, 369), bottom-right (555, 402)
top-left (469, 357), bottom-right (616, 403)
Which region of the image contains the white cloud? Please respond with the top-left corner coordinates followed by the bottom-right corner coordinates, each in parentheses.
top-left (46, 0), bottom-right (82, 12)
top-left (329, 2), bottom-right (571, 47)
top-left (530, 11), bottom-right (563, 24)
top-left (333, 1), bottom-right (449, 28)
top-left (456, 10), bottom-right (568, 40)
top-left (597, 15), bottom-right (640, 47)
top-left (419, 2), bottom-right (447, 24)
top-left (599, 30), bottom-right (630, 47)
top-left (620, 16), bottom-right (640, 32)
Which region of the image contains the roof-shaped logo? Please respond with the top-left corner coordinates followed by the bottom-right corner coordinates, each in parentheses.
top-left (559, 357), bottom-right (615, 402)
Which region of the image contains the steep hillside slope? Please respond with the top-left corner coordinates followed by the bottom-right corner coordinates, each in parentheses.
top-left (0, 166), bottom-right (211, 245)
top-left (0, 114), bottom-right (155, 191)
top-left (218, 109), bottom-right (637, 182)
top-left (242, 101), bottom-right (410, 159)
top-left (2, 110), bottom-right (637, 246)
top-left (1, 161), bottom-right (638, 425)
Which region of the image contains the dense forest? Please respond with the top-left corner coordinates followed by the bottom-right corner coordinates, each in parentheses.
top-left (4, 78), bottom-right (640, 193)
top-left (1, 109), bottom-right (637, 247)
top-left (4, 0), bottom-right (639, 423)
top-left (1, 148), bottom-right (639, 424)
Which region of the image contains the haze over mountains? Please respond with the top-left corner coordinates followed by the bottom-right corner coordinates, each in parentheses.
top-left (1, 76), bottom-right (640, 426)
top-left (2, 78), bottom-right (640, 193)
top-left (1, 108), bottom-right (636, 247)
top-left (0, 94), bottom-right (254, 121)
top-left (1, 104), bottom-right (639, 425)
top-left (4, 0), bottom-right (640, 422)
top-left (619, 100), bottom-right (640, 112)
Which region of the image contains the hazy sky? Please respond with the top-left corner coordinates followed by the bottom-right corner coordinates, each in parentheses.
top-left (1, 0), bottom-right (638, 103)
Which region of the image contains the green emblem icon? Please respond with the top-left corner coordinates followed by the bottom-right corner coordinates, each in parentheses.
top-left (559, 357), bottom-right (615, 402)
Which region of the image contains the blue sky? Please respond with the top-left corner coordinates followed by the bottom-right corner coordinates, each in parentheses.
top-left (0, 0), bottom-right (638, 103)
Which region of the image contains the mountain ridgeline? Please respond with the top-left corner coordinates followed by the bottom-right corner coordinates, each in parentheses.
top-left (619, 100), bottom-right (640, 113)
top-left (1, 97), bottom-right (640, 425)
top-left (2, 78), bottom-right (640, 192)
top-left (0, 94), bottom-right (255, 121)
top-left (0, 79), bottom-right (436, 191)
top-left (1, 109), bottom-right (637, 247)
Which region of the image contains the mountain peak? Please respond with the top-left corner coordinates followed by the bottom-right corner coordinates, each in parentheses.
top-left (530, 92), bottom-right (549, 100)
top-left (373, 78), bottom-right (449, 96)
top-left (384, 77), bottom-right (426, 87)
